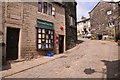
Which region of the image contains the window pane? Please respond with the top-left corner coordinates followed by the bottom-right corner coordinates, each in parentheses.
top-left (48, 4), bottom-right (52, 15)
top-left (49, 40), bottom-right (51, 43)
top-left (42, 34), bottom-right (45, 38)
top-left (38, 29), bottom-right (41, 33)
top-left (46, 44), bottom-right (48, 48)
top-left (42, 29), bottom-right (45, 33)
top-left (51, 31), bottom-right (53, 34)
top-left (42, 39), bottom-right (45, 43)
top-left (38, 2), bottom-right (42, 12)
top-left (49, 30), bottom-right (51, 34)
top-left (38, 39), bottom-right (41, 43)
top-left (46, 39), bottom-right (48, 43)
top-left (38, 44), bottom-right (42, 49)
top-left (51, 35), bottom-right (53, 39)
top-left (43, 2), bottom-right (47, 14)
top-left (42, 44), bottom-right (45, 49)
top-left (49, 44), bottom-right (51, 48)
top-left (46, 35), bottom-right (49, 39)
top-left (38, 34), bottom-right (41, 38)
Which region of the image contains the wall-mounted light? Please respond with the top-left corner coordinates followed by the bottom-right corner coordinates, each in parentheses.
top-left (60, 26), bottom-right (63, 30)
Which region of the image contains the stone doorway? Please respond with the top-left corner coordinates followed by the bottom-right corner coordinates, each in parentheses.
top-left (6, 27), bottom-right (20, 60)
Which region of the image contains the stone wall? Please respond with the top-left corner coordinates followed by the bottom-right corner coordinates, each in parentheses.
top-left (90, 2), bottom-right (119, 37)
top-left (3, 2), bottom-right (65, 60)
top-left (63, 2), bottom-right (77, 50)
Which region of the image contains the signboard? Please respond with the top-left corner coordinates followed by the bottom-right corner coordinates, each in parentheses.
top-left (37, 19), bottom-right (54, 29)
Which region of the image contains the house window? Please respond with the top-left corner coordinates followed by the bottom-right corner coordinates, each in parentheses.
top-left (70, 17), bottom-right (73, 26)
top-left (38, 2), bottom-right (42, 12)
top-left (107, 10), bottom-right (112, 15)
top-left (43, 2), bottom-right (47, 14)
top-left (48, 4), bottom-right (52, 15)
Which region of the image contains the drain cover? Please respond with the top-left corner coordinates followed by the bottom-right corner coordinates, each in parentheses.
top-left (84, 68), bottom-right (95, 74)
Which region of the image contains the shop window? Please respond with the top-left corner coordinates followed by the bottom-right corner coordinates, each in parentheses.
top-left (43, 2), bottom-right (47, 14)
top-left (38, 2), bottom-right (42, 12)
top-left (37, 28), bottom-right (54, 50)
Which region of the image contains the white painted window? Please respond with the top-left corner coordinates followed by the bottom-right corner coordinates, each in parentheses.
top-left (107, 10), bottom-right (112, 15)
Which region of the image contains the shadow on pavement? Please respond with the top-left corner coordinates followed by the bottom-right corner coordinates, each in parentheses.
top-left (84, 68), bottom-right (95, 75)
top-left (101, 59), bottom-right (120, 79)
top-left (76, 40), bottom-right (85, 44)
top-left (2, 61), bottom-right (11, 71)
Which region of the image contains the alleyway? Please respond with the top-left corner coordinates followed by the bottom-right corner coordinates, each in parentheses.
top-left (4, 38), bottom-right (119, 78)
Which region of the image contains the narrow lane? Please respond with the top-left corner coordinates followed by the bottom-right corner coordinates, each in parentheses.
top-left (6, 38), bottom-right (119, 78)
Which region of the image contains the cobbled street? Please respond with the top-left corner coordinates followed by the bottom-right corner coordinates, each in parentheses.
top-left (5, 38), bottom-right (119, 78)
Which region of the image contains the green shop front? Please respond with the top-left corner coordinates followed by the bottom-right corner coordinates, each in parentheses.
top-left (36, 19), bottom-right (54, 55)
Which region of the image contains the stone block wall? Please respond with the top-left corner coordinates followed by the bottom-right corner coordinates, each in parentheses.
top-left (90, 2), bottom-right (119, 36)
top-left (3, 2), bottom-right (66, 60)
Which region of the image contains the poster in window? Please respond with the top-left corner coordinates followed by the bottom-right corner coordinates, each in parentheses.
top-left (52, 40), bottom-right (53, 43)
top-left (49, 30), bottom-right (51, 34)
top-left (46, 35), bottom-right (48, 39)
top-left (42, 29), bottom-right (45, 33)
top-left (51, 35), bottom-right (53, 39)
top-left (46, 44), bottom-right (48, 48)
top-left (42, 44), bottom-right (45, 49)
top-left (38, 44), bottom-right (42, 49)
top-left (51, 44), bottom-right (53, 48)
top-left (42, 39), bottom-right (45, 42)
top-left (38, 29), bottom-right (41, 33)
top-left (51, 31), bottom-right (53, 34)
top-left (49, 40), bottom-right (51, 43)
top-left (38, 39), bottom-right (41, 43)
top-left (42, 34), bottom-right (45, 38)
top-left (49, 44), bottom-right (51, 48)
top-left (46, 40), bottom-right (48, 43)
top-left (38, 34), bottom-right (41, 38)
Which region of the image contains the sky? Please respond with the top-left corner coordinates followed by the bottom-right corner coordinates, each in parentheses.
top-left (76, 0), bottom-right (100, 22)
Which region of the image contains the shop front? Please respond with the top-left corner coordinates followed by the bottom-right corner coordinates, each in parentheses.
top-left (36, 19), bottom-right (54, 55)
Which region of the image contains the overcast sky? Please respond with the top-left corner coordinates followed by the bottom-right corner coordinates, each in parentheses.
top-left (76, 0), bottom-right (100, 22)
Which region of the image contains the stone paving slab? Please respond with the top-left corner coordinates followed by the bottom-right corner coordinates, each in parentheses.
top-left (2, 38), bottom-right (119, 78)
top-left (1, 44), bottom-right (79, 78)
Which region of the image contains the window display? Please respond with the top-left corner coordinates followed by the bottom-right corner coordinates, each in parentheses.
top-left (37, 28), bottom-right (54, 50)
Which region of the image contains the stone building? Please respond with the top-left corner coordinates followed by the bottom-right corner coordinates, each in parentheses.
top-left (115, 2), bottom-right (120, 41)
top-left (63, 2), bottom-right (77, 50)
top-left (89, 1), bottom-right (120, 40)
top-left (1, 2), bottom-right (67, 63)
top-left (77, 17), bottom-right (91, 36)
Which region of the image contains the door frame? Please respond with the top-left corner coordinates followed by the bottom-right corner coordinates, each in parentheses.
top-left (6, 27), bottom-right (21, 61)
top-left (59, 35), bottom-right (64, 53)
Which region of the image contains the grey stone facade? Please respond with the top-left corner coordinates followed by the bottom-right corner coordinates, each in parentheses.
top-left (89, 1), bottom-right (120, 40)
top-left (1, 2), bottom-right (67, 63)
top-left (62, 2), bottom-right (77, 50)
top-left (115, 2), bottom-right (120, 41)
